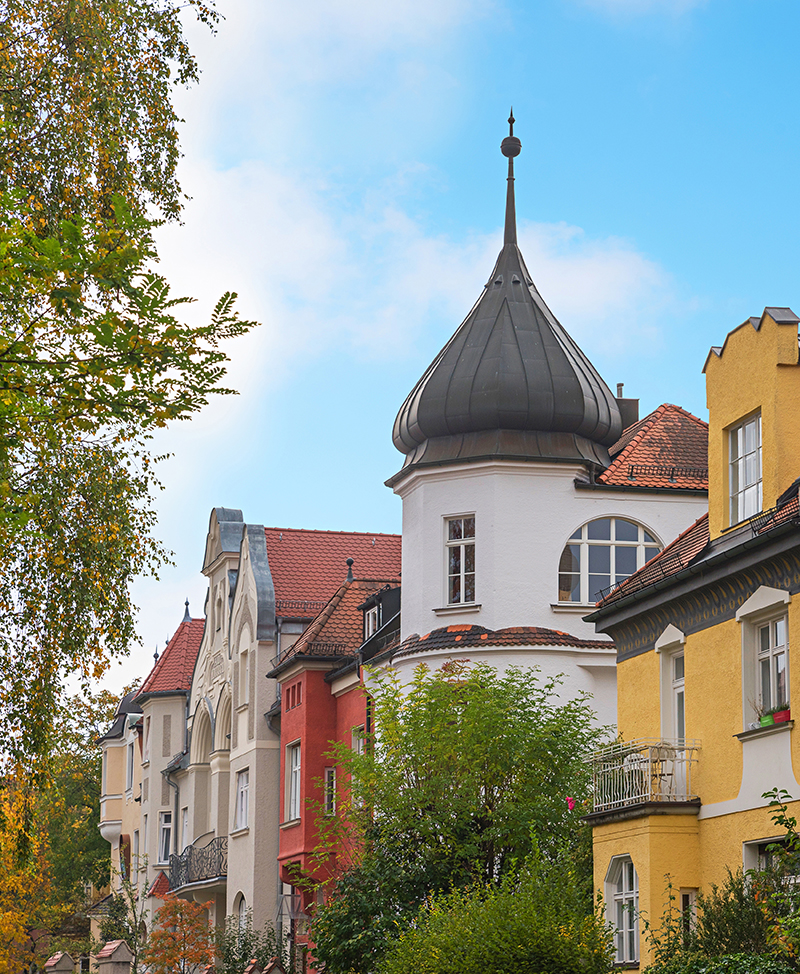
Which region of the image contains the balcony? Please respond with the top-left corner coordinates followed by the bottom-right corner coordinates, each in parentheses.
top-left (169, 836), bottom-right (227, 891)
top-left (585, 739), bottom-right (700, 819)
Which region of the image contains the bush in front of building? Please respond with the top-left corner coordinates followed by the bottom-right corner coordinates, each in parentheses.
top-left (646, 954), bottom-right (795, 974)
top-left (375, 851), bottom-right (614, 974)
top-left (215, 910), bottom-right (290, 974)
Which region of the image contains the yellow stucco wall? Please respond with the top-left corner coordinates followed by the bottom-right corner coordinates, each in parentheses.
top-left (704, 310), bottom-right (800, 540)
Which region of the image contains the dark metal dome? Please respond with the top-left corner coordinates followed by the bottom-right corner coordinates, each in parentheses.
top-left (388, 115), bottom-right (622, 487)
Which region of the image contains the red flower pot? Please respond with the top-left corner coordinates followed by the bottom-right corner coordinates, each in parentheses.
top-left (774, 709), bottom-right (792, 723)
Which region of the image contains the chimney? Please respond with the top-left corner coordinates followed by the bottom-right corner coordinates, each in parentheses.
top-left (615, 383), bottom-right (639, 430)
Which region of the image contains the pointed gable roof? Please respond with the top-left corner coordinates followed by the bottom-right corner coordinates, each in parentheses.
top-left (597, 404), bottom-right (709, 490)
top-left (389, 116), bottom-right (621, 486)
top-left (136, 616), bottom-right (204, 700)
top-left (263, 527), bottom-right (401, 617)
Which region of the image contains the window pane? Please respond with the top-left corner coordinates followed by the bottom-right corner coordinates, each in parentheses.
top-left (587, 518), bottom-right (611, 540)
top-left (449, 548), bottom-right (461, 574)
top-left (559, 544), bottom-right (580, 574)
top-left (645, 546), bottom-right (660, 563)
top-left (761, 657), bottom-right (771, 709)
top-left (448, 519), bottom-right (462, 541)
top-left (570, 528), bottom-right (581, 540)
top-left (464, 574), bottom-right (475, 603)
top-left (730, 426), bottom-right (742, 461)
top-left (775, 618), bottom-right (787, 646)
top-left (615, 546), bottom-right (637, 577)
top-left (589, 545), bottom-right (610, 572)
top-left (676, 690), bottom-right (685, 739)
top-left (558, 573), bottom-right (580, 602)
top-left (463, 517), bottom-right (475, 539)
top-left (760, 625), bottom-right (771, 653)
top-left (449, 576), bottom-right (461, 603)
top-left (615, 519), bottom-right (638, 542)
top-left (464, 543), bottom-right (475, 573)
top-left (644, 530), bottom-right (657, 544)
top-left (589, 574), bottom-right (611, 602)
top-left (744, 418), bottom-right (757, 454)
top-left (674, 654), bottom-right (685, 681)
top-left (744, 453), bottom-right (758, 487)
top-left (775, 653), bottom-right (787, 705)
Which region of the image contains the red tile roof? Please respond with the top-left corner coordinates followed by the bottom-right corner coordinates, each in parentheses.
top-left (598, 404), bottom-right (708, 490)
top-left (597, 511), bottom-right (710, 607)
top-left (136, 618), bottom-right (204, 698)
top-left (394, 624), bottom-right (613, 656)
top-left (284, 576), bottom-right (400, 662)
top-left (147, 870), bottom-right (171, 898)
top-left (264, 527), bottom-right (401, 616)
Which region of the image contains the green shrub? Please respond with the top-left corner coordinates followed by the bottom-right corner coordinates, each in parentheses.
top-left (646, 953), bottom-right (795, 974)
top-left (376, 854), bottom-right (613, 974)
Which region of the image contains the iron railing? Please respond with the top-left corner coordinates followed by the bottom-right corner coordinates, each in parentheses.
top-left (169, 836), bottom-right (227, 890)
top-left (586, 739), bottom-right (700, 813)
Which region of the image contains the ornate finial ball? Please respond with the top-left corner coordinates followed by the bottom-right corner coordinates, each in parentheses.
top-left (501, 135), bottom-right (522, 158)
top-left (346, 558), bottom-right (354, 567)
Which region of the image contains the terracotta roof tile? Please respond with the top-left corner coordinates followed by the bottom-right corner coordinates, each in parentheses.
top-left (394, 625), bottom-right (613, 656)
top-left (264, 528), bottom-right (401, 616)
top-left (599, 404), bottom-right (708, 490)
top-left (147, 870), bottom-right (171, 898)
top-left (285, 576), bottom-right (400, 661)
top-left (136, 618), bottom-right (204, 698)
top-left (597, 511), bottom-right (710, 606)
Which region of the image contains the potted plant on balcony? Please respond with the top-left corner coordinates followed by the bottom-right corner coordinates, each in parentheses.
top-left (773, 701), bottom-right (792, 723)
top-left (757, 702), bottom-right (775, 727)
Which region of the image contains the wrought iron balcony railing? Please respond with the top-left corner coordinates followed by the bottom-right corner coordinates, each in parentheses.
top-left (169, 836), bottom-right (227, 890)
top-left (586, 739), bottom-right (700, 813)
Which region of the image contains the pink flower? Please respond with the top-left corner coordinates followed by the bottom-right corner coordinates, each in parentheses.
top-left (566, 796), bottom-right (576, 811)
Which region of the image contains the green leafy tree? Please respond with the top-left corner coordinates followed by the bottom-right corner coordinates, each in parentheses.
top-left (375, 850), bottom-right (614, 974)
top-left (216, 909), bottom-right (291, 974)
top-left (310, 661), bottom-right (605, 973)
top-left (0, 0), bottom-right (218, 229)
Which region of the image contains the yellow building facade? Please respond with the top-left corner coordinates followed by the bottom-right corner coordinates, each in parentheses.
top-left (587, 307), bottom-right (800, 968)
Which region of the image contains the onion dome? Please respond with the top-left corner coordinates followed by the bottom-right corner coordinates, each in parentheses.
top-left (388, 113), bottom-right (622, 487)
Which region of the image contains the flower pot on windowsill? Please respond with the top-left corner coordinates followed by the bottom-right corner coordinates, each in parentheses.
top-left (760, 714), bottom-right (776, 726)
top-left (774, 709), bottom-right (792, 723)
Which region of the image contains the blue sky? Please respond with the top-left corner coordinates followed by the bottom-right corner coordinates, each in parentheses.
top-left (110, 0), bottom-right (800, 685)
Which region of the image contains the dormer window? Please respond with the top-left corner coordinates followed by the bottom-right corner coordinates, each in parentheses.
top-left (365, 605), bottom-right (379, 639)
top-left (729, 412), bottom-right (762, 525)
top-left (446, 516), bottom-right (475, 605)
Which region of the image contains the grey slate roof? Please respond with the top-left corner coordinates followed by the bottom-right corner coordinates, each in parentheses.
top-left (389, 119), bottom-right (621, 486)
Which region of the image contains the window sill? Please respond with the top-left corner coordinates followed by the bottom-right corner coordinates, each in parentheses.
top-left (236, 703), bottom-right (249, 713)
top-left (280, 818), bottom-right (301, 830)
top-left (433, 603), bottom-right (482, 615)
top-left (735, 720), bottom-right (793, 742)
top-left (230, 826), bottom-right (250, 838)
top-left (551, 602), bottom-right (597, 613)
top-left (141, 760), bottom-right (150, 768)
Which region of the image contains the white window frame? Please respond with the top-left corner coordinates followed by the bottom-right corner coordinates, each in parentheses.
top-left (729, 412), bottom-right (762, 525)
top-left (235, 769), bottom-right (250, 830)
top-left (126, 741), bottom-right (135, 792)
top-left (445, 515), bottom-right (476, 605)
top-left (286, 742), bottom-right (301, 821)
top-left (558, 517), bottom-right (662, 605)
top-left (672, 651), bottom-right (685, 742)
top-left (352, 725), bottom-right (366, 756)
top-left (143, 716), bottom-right (151, 763)
top-left (324, 767), bottom-right (336, 815)
top-left (757, 617), bottom-right (789, 713)
top-left (158, 811), bottom-right (172, 865)
top-left (133, 829), bottom-right (140, 873)
top-left (364, 605), bottom-right (379, 639)
top-left (737, 586), bottom-right (792, 728)
top-left (180, 807), bottom-right (189, 852)
top-left (605, 855), bottom-right (639, 964)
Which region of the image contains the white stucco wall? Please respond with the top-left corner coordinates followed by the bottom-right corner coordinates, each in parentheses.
top-left (394, 459), bottom-right (708, 641)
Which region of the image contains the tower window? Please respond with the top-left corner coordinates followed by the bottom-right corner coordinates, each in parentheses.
top-left (558, 518), bottom-right (661, 604)
top-left (729, 413), bottom-right (762, 524)
top-left (446, 516), bottom-right (475, 605)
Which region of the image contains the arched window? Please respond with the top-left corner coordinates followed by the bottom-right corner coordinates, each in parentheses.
top-left (605, 856), bottom-right (639, 964)
top-left (235, 892), bottom-right (248, 929)
top-left (558, 518), bottom-right (661, 605)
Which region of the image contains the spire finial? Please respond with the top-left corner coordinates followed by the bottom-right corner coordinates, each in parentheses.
top-left (500, 108), bottom-right (521, 247)
top-left (183, 598), bottom-right (190, 622)
top-left (346, 557), bottom-right (354, 582)
top-left (153, 644), bottom-right (159, 664)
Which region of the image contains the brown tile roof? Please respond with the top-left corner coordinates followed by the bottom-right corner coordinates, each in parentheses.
top-left (264, 527), bottom-right (401, 617)
top-left (284, 576), bottom-right (400, 662)
top-left (394, 624), bottom-right (613, 656)
top-left (598, 404), bottom-right (708, 490)
top-left (597, 511), bottom-right (710, 607)
top-left (147, 870), bottom-right (171, 898)
top-left (136, 618), bottom-right (204, 698)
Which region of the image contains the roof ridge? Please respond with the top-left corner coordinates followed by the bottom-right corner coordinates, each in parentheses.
top-left (660, 403), bottom-right (709, 429)
top-left (264, 526), bottom-right (401, 539)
